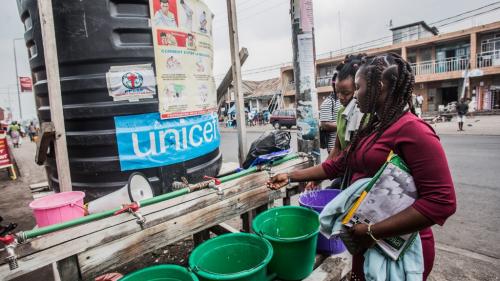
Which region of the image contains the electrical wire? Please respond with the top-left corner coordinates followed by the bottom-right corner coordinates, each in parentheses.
top-left (213, 2), bottom-right (500, 78)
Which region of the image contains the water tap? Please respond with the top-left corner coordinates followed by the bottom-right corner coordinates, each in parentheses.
top-left (0, 235), bottom-right (18, 270)
top-left (208, 181), bottom-right (224, 197)
top-left (264, 165), bottom-right (274, 178)
top-left (131, 211), bottom-right (146, 229)
top-left (114, 202), bottom-right (146, 229)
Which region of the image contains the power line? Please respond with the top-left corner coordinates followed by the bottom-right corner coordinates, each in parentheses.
top-left (213, 0), bottom-right (289, 30)
top-left (431, 1), bottom-right (500, 25)
top-left (214, 0), bottom-right (284, 27)
top-left (214, 2), bottom-right (500, 77)
top-left (316, 1), bottom-right (500, 59)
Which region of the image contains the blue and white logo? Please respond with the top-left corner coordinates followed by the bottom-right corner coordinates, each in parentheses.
top-left (115, 113), bottom-right (220, 171)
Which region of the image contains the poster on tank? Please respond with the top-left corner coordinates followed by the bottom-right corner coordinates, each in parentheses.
top-left (115, 112), bottom-right (220, 171)
top-left (149, 0), bottom-right (216, 119)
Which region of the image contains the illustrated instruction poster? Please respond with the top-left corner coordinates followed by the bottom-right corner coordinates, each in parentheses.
top-left (149, 0), bottom-right (217, 119)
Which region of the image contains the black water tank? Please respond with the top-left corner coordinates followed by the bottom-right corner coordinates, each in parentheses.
top-left (17, 0), bottom-right (222, 201)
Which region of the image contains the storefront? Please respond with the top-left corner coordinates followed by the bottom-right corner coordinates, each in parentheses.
top-left (471, 76), bottom-right (500, 110)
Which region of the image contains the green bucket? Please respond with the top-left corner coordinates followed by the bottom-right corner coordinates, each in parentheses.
top-left (252, 206), bottom-right (320, 280)
top-left (119, 265), bottom-right (199, 281)
top-left (188, 233), bottom-right (275, 281)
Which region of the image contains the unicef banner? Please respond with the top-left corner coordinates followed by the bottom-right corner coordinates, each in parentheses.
top-left (115, 112), bottom-right (220, 171)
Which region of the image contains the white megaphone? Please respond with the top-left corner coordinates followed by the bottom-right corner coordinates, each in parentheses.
top-left (87, 172), bottom-right (154, 214)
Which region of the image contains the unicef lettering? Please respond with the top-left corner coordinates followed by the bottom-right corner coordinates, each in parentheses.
top-left (131, 119), bottom-right (218, 157)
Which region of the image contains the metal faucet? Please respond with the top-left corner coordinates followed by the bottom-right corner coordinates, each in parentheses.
top-left (0, 235), bottom-right (18, 270)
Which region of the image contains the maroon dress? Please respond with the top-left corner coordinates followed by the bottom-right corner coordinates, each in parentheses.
top-left (322, 112), bottom-right (457, 280)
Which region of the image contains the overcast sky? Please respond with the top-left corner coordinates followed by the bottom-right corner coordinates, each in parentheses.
top-left (1, 0), bottom-right (499, 116)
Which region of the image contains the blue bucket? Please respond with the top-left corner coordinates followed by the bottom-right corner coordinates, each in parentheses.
top-left (299, 189), bottom-right (346, 254)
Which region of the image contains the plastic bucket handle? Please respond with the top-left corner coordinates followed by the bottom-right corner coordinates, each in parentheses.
top-left (257, 229), bottom-right (318, 242)
top-left (189, 265), bottom-right (276, 281)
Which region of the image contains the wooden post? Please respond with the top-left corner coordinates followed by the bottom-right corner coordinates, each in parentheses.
top-left (216, 48), bottom-right (249, 107)
top-left (290, 0), bottom-right (321, 163)
top-left (226, 0), bottom-right (247, 166)
top-left (56, 256), bottom-right (81, 281)
top-left (38, 0), bottom-right (72, 191)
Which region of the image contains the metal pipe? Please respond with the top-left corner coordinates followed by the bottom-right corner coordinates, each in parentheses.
top-left (19, 154), bottom-right (301, 241)
top-left (22, 188), bottom-right (191, 240)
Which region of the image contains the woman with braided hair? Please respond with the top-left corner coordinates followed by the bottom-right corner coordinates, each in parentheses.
top-left (268, 53), bottom-right (456, 280)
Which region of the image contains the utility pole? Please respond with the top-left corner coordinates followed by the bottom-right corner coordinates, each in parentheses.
top-left (38, 0), bottom-right (73, 192)
top-left (13, 39), bottom-right (23, 121)
top-left (226, 0), bottom-right (247, 166)
top-left (290, 0), bottom-right (320, 163)
top-left (338, 11), bottom-right (343, 50)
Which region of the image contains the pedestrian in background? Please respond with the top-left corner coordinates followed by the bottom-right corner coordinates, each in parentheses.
top-left (456, 98), bottom-right (469, 131)
top-left (331, 54), bottom-right (365, 159)
top-left (467, 97), bottom-right (476, 119)
top-left (28, 121), bottom-right (37, 142)
top-left (415, 93), bottom-right (424, 119)
top-left (8, 121), bottom-right (21, 148)
top-left (319, 88), bottom-right (341, 154)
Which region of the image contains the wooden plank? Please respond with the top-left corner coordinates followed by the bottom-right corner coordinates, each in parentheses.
top-left (193, 230), bottom-right (210, 246)
top-left (77, 186), bottom-right (283, 280)
top-left (56, 256), bottom-right (80, 281)
top-left (216, 48), bottom-right (249, 106)
top-left (303, 251), bottom-right (352, 281)
top-left (209, 223), bottom-right (239, 235)
top-left (226, 0), bottom-right (247, 165)
top-left (35, 122), bottom-right (55, 165)
top-left (29, 182), bottom-right (50, 190)
top-left (1, 158), bottom-right (309, 263)
top-left (38, 0), bottom-right (72, 191)
top-left (240, 209), bottom-right (256, 233)
top-left (0, 159), bottom-right (311, 280)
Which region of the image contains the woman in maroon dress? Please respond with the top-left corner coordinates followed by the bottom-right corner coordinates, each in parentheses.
top-left (268, 53), bottom-right (456, 280)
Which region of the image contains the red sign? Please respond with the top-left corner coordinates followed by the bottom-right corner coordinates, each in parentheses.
top-left (19, 76), bottom-right (33, 92)
top-left (0, 135), bottom-right (12, 167)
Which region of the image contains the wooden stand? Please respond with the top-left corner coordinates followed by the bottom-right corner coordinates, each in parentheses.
top-left (0, 157), bottom-right (315, 281)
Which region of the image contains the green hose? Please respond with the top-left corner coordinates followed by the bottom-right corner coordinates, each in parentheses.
top-left (20, 154), bottom-right (300, 241)
top-left (22, 188), bottom-right (191, 240)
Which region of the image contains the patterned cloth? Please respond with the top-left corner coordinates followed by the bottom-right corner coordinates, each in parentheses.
top-left (320, 94), bottom-right (341, 151)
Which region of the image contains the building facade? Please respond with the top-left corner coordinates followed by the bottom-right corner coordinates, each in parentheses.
top-left (220, 79), bottom-right (282, 116)
top-left (280, 21), bottom-right (500, 113)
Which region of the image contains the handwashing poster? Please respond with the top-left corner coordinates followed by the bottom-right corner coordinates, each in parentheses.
top-left (150, 0), bottom-right (216, 119)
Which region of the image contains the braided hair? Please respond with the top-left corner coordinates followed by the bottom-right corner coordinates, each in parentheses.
top-left (331, 54), bottom-right (366, 88)
top-left (347, 52), bottom-right (416, 156)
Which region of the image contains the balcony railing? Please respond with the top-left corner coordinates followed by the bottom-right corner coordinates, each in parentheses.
top-left (316, 77), bottom-right (332, 87)
top-left (477, 50), bottom-right (500, 68)
top-left (410, 56), bottom-right (469, 76)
